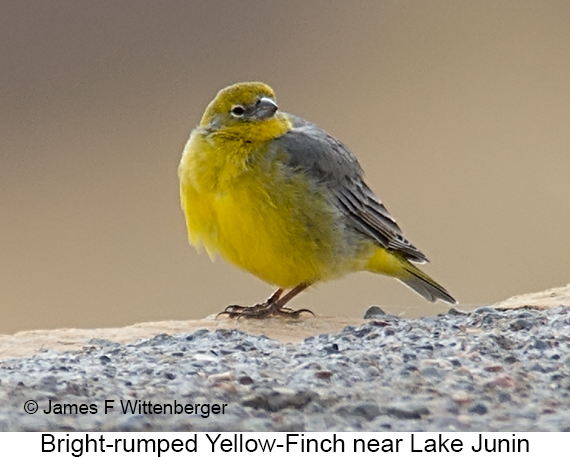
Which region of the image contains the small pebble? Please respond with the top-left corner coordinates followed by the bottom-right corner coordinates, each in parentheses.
top-left (510, 319), bottom-right (533, 331)
top-left (386, 404), bottom-right (430, 420)
top-left (469, 403), bottom-right (488, 415)
top-left (352, 403), bottom-right (381, 421)
top-left (484, 365), bottom-right (504, 373)
top-left (451, 391), bottom-right (473, 404)
top-left (363, 306), bottom-right (386, 319)
top-left (494, 374), bottom-right (516, 388)
top-left (207, 371), bottom-right (234, 383)
top-left (314, 370), bottom-right (333, 380)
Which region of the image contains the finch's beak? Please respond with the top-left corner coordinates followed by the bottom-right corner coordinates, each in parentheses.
top-left (253, 97), bottom-right (278, 120)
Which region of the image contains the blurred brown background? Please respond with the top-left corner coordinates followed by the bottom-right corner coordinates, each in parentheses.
top-left (1, 1), bottom-right (569, 334)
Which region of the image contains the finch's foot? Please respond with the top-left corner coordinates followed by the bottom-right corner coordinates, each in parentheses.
top-left (217, 284), bottom-right (314, 319)
top-left (219, 302), bottom-right (314, 319)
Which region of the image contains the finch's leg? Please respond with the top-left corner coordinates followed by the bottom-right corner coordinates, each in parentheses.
top-left (219, 283), bottom-right (314, 319)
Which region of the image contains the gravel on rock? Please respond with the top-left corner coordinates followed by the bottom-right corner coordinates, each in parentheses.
top-left (1, 306), bottom-right (569, 431)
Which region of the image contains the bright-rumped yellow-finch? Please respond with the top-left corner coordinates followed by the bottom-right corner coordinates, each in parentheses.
top-left (179, 82), bottom-right (456, 318)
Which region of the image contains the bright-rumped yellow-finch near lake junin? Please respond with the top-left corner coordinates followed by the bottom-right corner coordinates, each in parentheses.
top-left (178, 82), bottom-right (456, 318)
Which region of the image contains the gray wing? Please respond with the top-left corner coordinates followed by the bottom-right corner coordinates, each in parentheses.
top-left (273, 114), bottom-right (428, 263)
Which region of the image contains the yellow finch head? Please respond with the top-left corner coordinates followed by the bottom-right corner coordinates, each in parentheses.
top-left (199, 82), bottom-right (291, 143)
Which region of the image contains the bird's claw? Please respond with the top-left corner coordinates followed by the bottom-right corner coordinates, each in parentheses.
top-left (217, 302), bottom-right (314, 319)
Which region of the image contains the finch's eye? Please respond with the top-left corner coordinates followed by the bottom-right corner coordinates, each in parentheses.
top-left (230, 105), bottom-right (245, 117)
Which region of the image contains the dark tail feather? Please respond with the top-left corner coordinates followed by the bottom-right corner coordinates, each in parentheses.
top-left (400, 262), bottom-right (457, 305)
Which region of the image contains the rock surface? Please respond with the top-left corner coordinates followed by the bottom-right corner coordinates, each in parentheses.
top-left (0, 284), bottom-right (569, 431)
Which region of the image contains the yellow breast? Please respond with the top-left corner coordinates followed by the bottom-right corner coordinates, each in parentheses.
top-left (178, 130), bottom-right (366, 288)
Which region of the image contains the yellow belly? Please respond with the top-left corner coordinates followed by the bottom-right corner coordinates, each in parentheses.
top-left (179, 136), bottom-right (367, 287)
